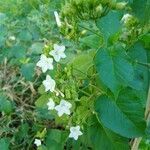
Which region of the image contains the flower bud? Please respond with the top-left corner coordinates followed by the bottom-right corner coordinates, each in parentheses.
top-left (116, 2), bottom-right (127, 10)
top-left (54, 11), bottom-right (62, 27)
top-left (65, 89), bottom-right (71, 99)
top-left (96, 4), bottom-right (103, 14)
top-left (121, 13), bottom-right (133, 24)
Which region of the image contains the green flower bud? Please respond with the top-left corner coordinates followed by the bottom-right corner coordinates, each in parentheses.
top-left (65, 89), bottom-right (71, 99)
top-left (96, 4), bottom-right (103, 14)
top-left (80, 30), bottom-right (87, 35)
top-left (115, 2), bottom-right (127, 10)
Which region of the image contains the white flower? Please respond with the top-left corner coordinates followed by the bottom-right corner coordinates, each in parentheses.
top-left (69, 126), bottom-right (83, 140)
top-left (121, 13), bottom-right (132, 24)
top-left (49, 44), bottom-right (66, 62)
top-left (34, 139), bottom-right (41, 147)
top-left (43, 75), bottom-right (56, 92)
top-left (55, 99), bottom-right (72, 117)
top-left (9, 36), bottom-right (16, 41)
top-left (36, 54), bottom-right (53, 73)
top-left (47, 98), bottom-right (55, 110)
top-left (54, 11), bottom-right (62, 27)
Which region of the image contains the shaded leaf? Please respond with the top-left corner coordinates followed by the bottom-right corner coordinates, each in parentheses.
top-left (95, 91), bottom-right (146, 138)
top-left (45, 129), bottom-right (68, 150)
top-left (18, 29), bottom-right (32, 42)
top-left (21, 63), bottom-right (35, 81)
top-left (35, 94), bottom-right (51, 108)
top-left (131, 0), bottom-right (150, 23)
top-left (80, 35), bottom-right (102, 49)
top-left (85, 116), bottom-right (129, 150)
top-left (95, 46), bottom-right (134, 97)
top-left (28, 42), bottom-right (44, 55)
top-left (128, 42), bottom-right (149, 105)
top-left (69, 50), bottom-right (96, 79)
top-left (96, 11), bottom-right (122, 42)
top-left (0, 94), bottom-right (13, 114)
top-left (0, 138), bottom-right (9, 150)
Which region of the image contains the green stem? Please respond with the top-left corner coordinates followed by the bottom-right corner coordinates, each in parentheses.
top-left (78, 24), bottom-right (102, 37)
top-left (136, 61), bottom-right (150, 68)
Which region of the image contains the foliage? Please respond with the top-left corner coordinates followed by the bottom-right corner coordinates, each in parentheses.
top-left (0, 0), bottom-right (149, 149)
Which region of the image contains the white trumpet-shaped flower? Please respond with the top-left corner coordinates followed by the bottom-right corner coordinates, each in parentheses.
top-left (54, 11), bottom-right (62, 27)
top-left (69, 126), bottom-right (83, 140)
top-left (55, 99), bottom-right (72, 117)
top-left (43, 75), bottom-right (56, 92)
top-left (49, 44), bottom-right (66, 62)
top-left (36, 54), bottom-right (53, 73)
top-left (47, 98), bottom-right (55, 110)
top-left (34, 139), bottom-right (41, 147)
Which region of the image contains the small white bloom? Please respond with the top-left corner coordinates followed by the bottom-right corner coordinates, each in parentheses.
top-left (55, 99), bottom-right (72, 117)
top-left (9, 36), bottom-right (16, 41)
top-left (47, 98), bottom-right (55, 110)
top-left (34, 139), bottom-right (41, 147)
top-left (36, 54), bottom-right (53, 73)
top-left (49, 44), bottom-right (66, 62)
top-left (54, 11), bottom-right (62, 27)
top-left (43, 75), bottom-right (56, 92)
top-left (69, 126), bottom-right (83, 140)
top-left (121, 13), bottom-right (132, 24)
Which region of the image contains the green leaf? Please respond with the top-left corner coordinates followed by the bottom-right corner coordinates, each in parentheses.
top-left (128, 43), bottom-right (149, 89)
top-left (38, 84), bottom-right (45, 95)
top-left (69, 50), bottom-right (96, 79)
top-left (0, 13), bottom-right (7, 21)
top-left (0, 94), bottom-right (13, 114)
top-left (0, 138), bottom-right (9, 150)
top-left (11, 44), bottom-right (26, 58)
top-left (80, 35), bottom-right (102, 49)
top-left (95, 46), bottom-right (134, 97)
top-left (140, 33), bottom-right (150, 48)
top-left (131, 0), bottom-right (150, 23)
top-left (95, 89), bottom-right (146, 138)
top-left (35, 93), bottom-right (55, 119)
top-left (35, 94), bottom-right (51, 108)
top-left (85, 116), bottom-right (129, 150)
top-left (45, 129), bottom-right (68, 150)
top-left (35, 108), bottom-right (54, 120)
top-left (128, 42), bottom-right (149, 105)
top-left (96, 10), bottom-right (122, 43)
top-left (18, 29), bottom-right (32, 42)
top-left (37, 145), bottom-right (48, 150)
top-left (14, 123), bottom-right (29, 143)
top-left (36, 128), bottom-right (47, 139)
top-left (21, 63), bottom-right (35, 81)
top-left (28, 42), bottom-right (44, 55)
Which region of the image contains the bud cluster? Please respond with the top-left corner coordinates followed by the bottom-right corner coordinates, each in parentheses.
top-left (59, 0), bottom-right (127, 39)
top-left (61, 0), bottom-right (127, 20)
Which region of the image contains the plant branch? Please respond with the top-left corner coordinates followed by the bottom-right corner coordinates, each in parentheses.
top-left (78, 24), bottom-right (102, 37)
